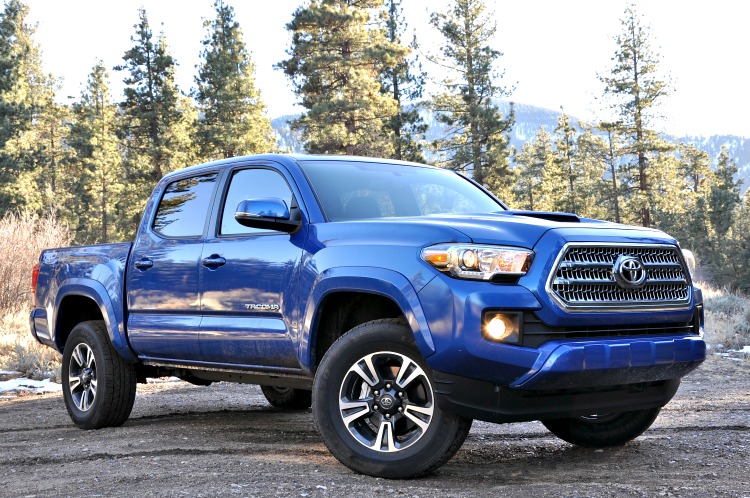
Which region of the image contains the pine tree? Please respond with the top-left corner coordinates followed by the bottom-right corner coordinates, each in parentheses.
top-left (67, 63), bottom-right (123, 244)
top-left (380, 0), bottom-right (427, 162)
top-left (599, 6), bottom-right (670, 227)
top-left (279, 0), bottom-right (403, 156)
top-left (117, 8), bottom-right (196, 181)
top-left (194, 0), bottom-right (276, 160)
top-left (709, 145), bottom-right (741, 240)
top-left (549, 110), bottom-right (578, 213)
top-left (573, 125), bottom-right (610, 220)
top-left (596, 121), bottom-right (626, 223)
top-left (115, 8), bottom-right (198, 238)
top-left (513, 127), bottom-right (552, 211)
top-left (0, 0), bottom-right (62, 213)
top-left (429, 0), bottom-right (514, 197)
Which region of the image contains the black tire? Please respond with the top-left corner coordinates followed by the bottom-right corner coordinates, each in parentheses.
top-left (61, 320), bottom-right (137, 429)
top-left (542, 408), bottom-right (661, 447)
top-left (260, 385), bottom-right (312, 409)
top-left (312, 319), bottom-right (472, 479)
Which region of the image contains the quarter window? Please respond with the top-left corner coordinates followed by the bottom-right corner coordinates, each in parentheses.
top-left (152, 173), bottom-right (218, 238)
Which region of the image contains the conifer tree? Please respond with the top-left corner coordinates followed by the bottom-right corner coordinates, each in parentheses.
top-left (573, 125), bottom-right (610, 220)
top-left (429, 0), bottom-right (514, 197)
top-left (596, 121), bottom-right (627, 223)
top-left (380, 0), bottom-right (427, 162)
top-left (0, 0), bottom-right (62, 212)
top-left (67, 63), bottom-right (123, 244)
top-left (599, 6), bottom-right (670, 227)
top-left (117, 8), bottom-right (196, 181)
top-left (279, 0), bottom-right (403, 156)
top-left (549, 110), bottom-right (578, 213)
top-left (116, 8), bottom-right (198, 237)
top-left (513, 127), bottom-right (552, 211)
top-left (709, 145), bottom-right (741, 240)
top-left (195, 0), bottom-right (275, 159)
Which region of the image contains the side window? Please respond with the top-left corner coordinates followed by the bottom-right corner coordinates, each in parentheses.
top-left (152, 173), bottom-right (218, 238)
top-left (220, 168), bottom-right (294, 235)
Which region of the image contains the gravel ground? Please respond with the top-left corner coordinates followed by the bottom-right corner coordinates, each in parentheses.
top-left (0, 353), bottom-right (747, 498)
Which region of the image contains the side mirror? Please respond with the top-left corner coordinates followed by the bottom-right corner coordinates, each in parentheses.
top-left (234, 197), bottom-right (301, 233)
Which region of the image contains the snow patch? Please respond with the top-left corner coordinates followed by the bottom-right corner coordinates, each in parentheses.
top-left (0, 377), bottom-right (62, 394)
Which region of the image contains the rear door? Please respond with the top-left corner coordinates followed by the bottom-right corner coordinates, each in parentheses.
top-left (126, 172), bottom-right (219, 362)
top-left (199, 164), bottom-right (306, 368)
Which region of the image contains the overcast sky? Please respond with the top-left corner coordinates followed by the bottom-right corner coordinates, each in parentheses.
top-left (23, 0), bottom-right (750, 138)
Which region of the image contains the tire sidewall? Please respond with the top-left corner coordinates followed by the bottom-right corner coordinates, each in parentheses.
top-left (313, 320), bottom-right (466, 477)
top-left (61, 323), bottom-right (110, 429)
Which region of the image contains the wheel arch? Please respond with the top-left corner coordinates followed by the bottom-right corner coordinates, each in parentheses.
top-left (301, 267), bottom-right (435, 372)
top-left (53, 279), bottom-right (136, 362)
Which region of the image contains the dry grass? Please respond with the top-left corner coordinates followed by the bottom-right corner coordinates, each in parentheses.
top-left (0, 307), bottom-right (61, 380)
top-left (0, 210), bottom-right (72, 313)
top-left (699, 280), bottom-right (750, 351)
top-left (0, 211), bottom-right (69, 379)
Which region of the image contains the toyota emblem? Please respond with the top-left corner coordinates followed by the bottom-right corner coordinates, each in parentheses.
top-left (613, 255), bottom-right (647, 289)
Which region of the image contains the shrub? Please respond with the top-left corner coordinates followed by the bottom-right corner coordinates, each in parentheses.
top-left (0, 211), bottom-right (69, 379)
top-left (0, 308), bottom-right (61, 380)
top-left (0, 210), bottom-right (72, 313)
top-left (700, 281), bottom-right (750, 351)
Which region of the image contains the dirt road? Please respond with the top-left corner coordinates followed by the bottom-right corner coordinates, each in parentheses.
top-left (1, 354), bottom-right (747, 498)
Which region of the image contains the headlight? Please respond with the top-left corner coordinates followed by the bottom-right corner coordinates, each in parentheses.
top-left (421, 243), bottom-right (534, 281)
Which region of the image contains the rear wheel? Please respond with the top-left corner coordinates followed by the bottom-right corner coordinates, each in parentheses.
top-left (542, 408), bottom-right (661, 447)
top-left (313, 319), bottom-right (472, 479)
top-left (61, 321), bottom-right (137, 429)
top-left (260, 385), bottom-right (312, 409)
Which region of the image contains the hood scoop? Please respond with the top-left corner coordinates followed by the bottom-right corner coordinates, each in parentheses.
top-left (505, 210), bottom-right (581, 223)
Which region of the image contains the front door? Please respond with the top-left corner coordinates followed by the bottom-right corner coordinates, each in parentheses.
top-left (199, 166), bottom-right (304, 368)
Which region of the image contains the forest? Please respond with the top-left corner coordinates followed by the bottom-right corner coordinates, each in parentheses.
top-left (0, 0), bottom-right (748, 292)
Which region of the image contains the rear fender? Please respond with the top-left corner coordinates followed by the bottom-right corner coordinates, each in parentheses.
top-left (53, 279), bottom-right (136, 362)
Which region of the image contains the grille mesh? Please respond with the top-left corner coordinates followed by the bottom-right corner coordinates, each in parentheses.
top-left (549, 245), bottom-right (690, 310)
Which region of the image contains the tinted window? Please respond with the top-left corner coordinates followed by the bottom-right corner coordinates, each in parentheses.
top-left (153, 173), bottom-right (218, 238)
top-left (220, 168), bottom-right (294, 235)
top-left (298, 160), bottom-right (504, 221)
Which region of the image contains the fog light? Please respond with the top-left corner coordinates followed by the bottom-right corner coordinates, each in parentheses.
top-left (482, 312), bottom-right (521, 344)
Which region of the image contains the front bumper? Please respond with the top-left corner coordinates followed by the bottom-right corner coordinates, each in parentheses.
top-left (432, 334), bottom-right (705, 423)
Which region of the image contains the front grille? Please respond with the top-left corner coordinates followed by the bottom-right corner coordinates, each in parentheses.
top-left (547, 243), bottom-right (691, 311)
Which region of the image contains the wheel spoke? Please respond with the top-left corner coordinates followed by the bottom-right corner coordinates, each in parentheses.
top-left (85, 347), bottom-right (95, 368)
top-left (68, 376), bottom-right (81, 392)
top-left (403, 403), bottom-right (434, 432)
top-left (394, 357), bottom-right (423, 389)
top-left (71, 345), bottom-right (85, 369)
top-left (81, 388), bottom-right (91, 411)
top-left (350, 355), bottom-right (379, 387)
top-left (374, 419), bottom-right (397, 452)
top-left (339, 400), bottom-right (371, 426)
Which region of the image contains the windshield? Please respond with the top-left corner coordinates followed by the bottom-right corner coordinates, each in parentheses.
top-left (298, 159), bottom-right (505, 221)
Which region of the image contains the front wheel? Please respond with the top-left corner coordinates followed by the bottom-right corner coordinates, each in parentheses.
top-left (61, 321), bottom-right (137, 429)
top-left (542, 408), bottom-right (661, 447)
top-left (313, 319), bottom-right (472, 479)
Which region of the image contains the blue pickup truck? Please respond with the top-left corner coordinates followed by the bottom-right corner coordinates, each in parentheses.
top-left (30, 153), bottom-right (705, 478)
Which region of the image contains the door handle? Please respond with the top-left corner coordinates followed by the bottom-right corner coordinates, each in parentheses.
top-left (134, 258), bottom-right (153, 270)
top-left (202, 255), bottom-right (227, 269)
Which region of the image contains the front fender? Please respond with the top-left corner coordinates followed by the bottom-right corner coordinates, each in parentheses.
top-left (53, 279), bottom-right (137, 362)
top-left (300, 267), bottom-right (436, 370)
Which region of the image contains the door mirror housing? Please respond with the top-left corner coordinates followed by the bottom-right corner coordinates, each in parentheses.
top-left (234, 197), bottom-right (301, 233)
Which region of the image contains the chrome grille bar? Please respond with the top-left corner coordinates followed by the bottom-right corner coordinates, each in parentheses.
top-left (546, 243), bottom-right (692, 311)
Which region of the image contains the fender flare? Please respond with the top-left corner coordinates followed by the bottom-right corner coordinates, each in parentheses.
top-left (53, 278), bottom-right (137, 362)
top-left (300, 267), bottom-right (436, 370)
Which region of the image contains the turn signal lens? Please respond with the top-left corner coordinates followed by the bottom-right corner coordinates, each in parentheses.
top-left (421, 244), bottom-right (533, 280)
